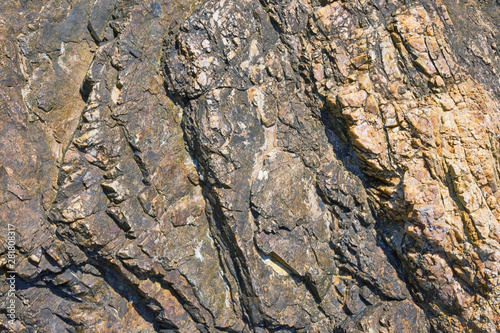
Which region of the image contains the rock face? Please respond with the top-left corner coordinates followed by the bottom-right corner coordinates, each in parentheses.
top-left (0, 0), bottom-right (499, 332)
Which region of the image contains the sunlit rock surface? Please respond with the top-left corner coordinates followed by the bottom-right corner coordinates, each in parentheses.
top-left (1, 0), bottom-right (499, 331)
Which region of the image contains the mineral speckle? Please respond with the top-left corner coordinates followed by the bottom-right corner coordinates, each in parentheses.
top-left (1, 0), bottom-right (499, 331)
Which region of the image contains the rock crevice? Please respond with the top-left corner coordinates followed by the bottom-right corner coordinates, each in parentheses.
top-left (0, 0), bottom-right (499, 332)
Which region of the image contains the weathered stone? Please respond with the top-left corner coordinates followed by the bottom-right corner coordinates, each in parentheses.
top-left (1, 0), bottom-right (500, 332)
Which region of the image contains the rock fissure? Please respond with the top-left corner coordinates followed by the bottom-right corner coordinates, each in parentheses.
top-left (2, 0), bottom-right (500, 331)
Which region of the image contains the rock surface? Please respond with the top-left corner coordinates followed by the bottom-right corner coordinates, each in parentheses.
top-left (0, 0), bottom-right (499, 332)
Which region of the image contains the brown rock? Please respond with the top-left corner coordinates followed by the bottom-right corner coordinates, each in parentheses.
top-left (1, 0), bottom-right (500, 332)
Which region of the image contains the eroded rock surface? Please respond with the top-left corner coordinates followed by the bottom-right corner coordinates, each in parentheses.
top-left (1, 0), bottom-right (499, 332)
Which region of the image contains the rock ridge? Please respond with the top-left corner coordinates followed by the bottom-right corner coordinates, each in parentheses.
top-left (0, 0), bottom-right (499, 332)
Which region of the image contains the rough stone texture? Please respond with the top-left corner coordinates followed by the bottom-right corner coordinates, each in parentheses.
top-left (0, 0), bottom-right (499, 332)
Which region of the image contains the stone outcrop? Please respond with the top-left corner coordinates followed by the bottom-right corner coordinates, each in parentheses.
top-left (0, 0), bottom-right (499, 332)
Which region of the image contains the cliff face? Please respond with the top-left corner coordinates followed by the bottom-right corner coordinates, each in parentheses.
top-left (0, 0), bottom-right (499, 332)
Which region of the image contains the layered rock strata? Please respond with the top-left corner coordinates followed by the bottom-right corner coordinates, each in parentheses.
top-left (0, 0), bottom-right (499, 332)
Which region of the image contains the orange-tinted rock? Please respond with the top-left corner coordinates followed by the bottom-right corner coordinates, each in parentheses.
top-left (2, 0), bottom-right (500, 332)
